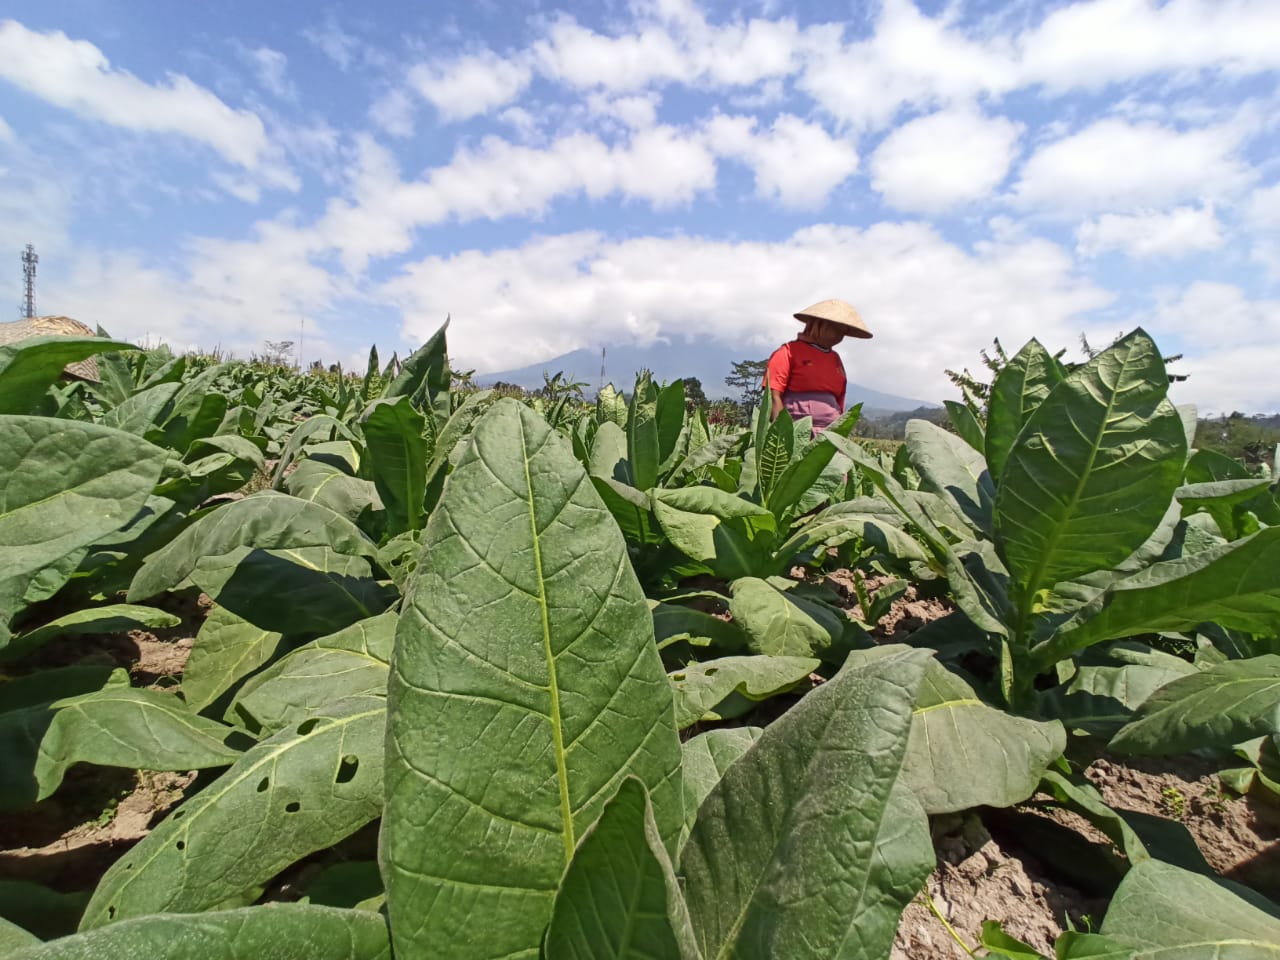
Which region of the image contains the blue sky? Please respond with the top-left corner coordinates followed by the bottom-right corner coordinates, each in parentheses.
top-left (1, 0), bottom-right (1278, 413)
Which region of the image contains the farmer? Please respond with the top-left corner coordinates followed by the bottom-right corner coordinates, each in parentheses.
top-left (764, 299), bottom-right (872, 432)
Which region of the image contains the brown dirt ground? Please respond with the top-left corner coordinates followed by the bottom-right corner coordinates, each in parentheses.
top-left (0, 590), bottom-right (208, 895)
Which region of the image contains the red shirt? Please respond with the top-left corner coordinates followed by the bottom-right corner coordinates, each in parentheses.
top-left (765, 340), bottom-right (846, 412)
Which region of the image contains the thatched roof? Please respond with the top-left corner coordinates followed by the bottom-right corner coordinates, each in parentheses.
top-left (0, 316), bottom-right (101, 381)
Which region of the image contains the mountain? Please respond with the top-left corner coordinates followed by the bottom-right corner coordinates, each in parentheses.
top-left (475, 339), bottom-right (938, 415)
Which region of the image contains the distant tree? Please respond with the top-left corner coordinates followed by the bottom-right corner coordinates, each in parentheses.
top-left (491, 380), bottom-right (525, 399)
top-left (261, 339), bottom-right (296, 367)
top-left (725, 359), bottom-right (767, 418)
top-left (683, 376), bottom-right (708, 412)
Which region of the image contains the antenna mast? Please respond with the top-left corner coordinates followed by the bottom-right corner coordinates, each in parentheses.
top-left (599, 346), bottom-right (606, 395)
top-left (21, 244), bottom-right (37, 318)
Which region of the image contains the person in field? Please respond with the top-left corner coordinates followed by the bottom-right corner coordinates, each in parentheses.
top-left (764, 299), bottom-right (872, 433)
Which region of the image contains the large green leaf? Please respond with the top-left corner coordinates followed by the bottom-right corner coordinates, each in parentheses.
top-left (652, 488), bottom-right (776, 580)
top-left (545, 779), bottom-right (699, 960)
top-left (100, 383), bottom-right (182, 438)
top-left (588, 420), bottom-right (629, 482)
top-left (181, 606), bottom-right (284, 713)
top-left (1109, 656), bottom-right (1280, 755)
top-left (81, 696), bottom-right (385, 926)
top-left (906, 419), bottom-right (994, 536)
top-left (0, 916), bottom-right (37, 952)
top-left (655, 379), bottom-right (688, 469)
top-left (128, 493), bottom-right (390, 634)
top-left (984, 338), bottom-right (1064, 482)
top-left (0, 666), bottom-right (122, 810)
top-left (1095, 859), bottom-right (1280, 958)
top-left (728, 577), bottom-right (849, 659)
top-left (994, 330), bottom-right (1186, 610)
top-left (845, 649), bottom-right (1064, 814)
top-left (35, 686), bottom-right (240, 799)
top-left (1040, 649), bottom-right (1196, 738)
top-left (757, 408), bottom-right (795, 506)
top-left (628, 374), bottom-right (661, 491)
top-left (669, 655), bottom-right (818, 729)
top-left (285, 459), bottom-right (381, 525)
top-left (15, 904), bottom-right (390, 960)
top-left (1036, 527), bottom-right (1280, 668)
top-left (382, 400), bottom-right (682, 960)
top-left (131, 492), bottom-right (378, 596)
top-left (0, 336), bottom-right (137, 414)
top-left (229, 610), bottom-right (395, 734)
top-left (776, 503), bottom-right (928, 564)
top-left (680, 647), bottom-right (934, 960)
top-left (680, 727), bottom-right (761, 849)
top-left (360, 396), bottom-right (428, 535)
top-left (383, 320), bottom-right (449, 419)
top-left (944, 400), bottom-right (985, 453)
top-left (163, 544), bottom-right (391, 635)
top-left (0, 417), bottom-right (168, 631)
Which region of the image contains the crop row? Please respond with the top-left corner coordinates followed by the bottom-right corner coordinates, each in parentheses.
top-left (0, 323), bottom-right (1277, 958)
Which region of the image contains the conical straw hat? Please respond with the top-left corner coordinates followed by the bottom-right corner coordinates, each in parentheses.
top-left (0, 316), bottom-right (101, 381)
top-left (794, 299), bottom-right (872, 339)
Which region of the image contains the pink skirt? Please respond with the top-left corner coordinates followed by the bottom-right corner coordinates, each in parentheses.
top-left (783, 391), bottom-right (841, 433)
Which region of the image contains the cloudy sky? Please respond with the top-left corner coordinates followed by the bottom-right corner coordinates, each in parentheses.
top-left (1, 0), bottom-right (1278, 413)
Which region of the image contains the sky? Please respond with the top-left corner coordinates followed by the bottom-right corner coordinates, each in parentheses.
top-left (1, 0), bottom-right (1278, 414)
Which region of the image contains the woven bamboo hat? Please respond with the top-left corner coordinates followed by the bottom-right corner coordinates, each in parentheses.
top-left (794, 299), bottom-right (872, 339)
top-left (0, 316), bottom-right (101, 381)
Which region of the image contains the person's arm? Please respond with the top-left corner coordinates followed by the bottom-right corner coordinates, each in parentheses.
top-left (770, 391), bottom-right (784, 420)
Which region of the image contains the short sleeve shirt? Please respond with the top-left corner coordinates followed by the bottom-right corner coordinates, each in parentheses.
top-left (765, 340), bottom-right (846, 412)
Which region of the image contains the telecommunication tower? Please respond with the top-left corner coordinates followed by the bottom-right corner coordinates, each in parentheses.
top-left (21, 244), bottom-right (38, 318)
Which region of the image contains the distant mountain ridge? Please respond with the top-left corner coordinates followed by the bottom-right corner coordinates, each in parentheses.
top-left (476, 339), bottom-right (938, 415)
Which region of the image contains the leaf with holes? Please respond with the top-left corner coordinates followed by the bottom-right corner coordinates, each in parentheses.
top-left (80, 696), bottom-right (384, 927)
top-left (669, 656), bottom-right (818, 729)
top-left (13, 904), bottom-right (390, 960)
top-left (229, 611), bottom-right (396, 734)
top-left (382, 400), bottom-right (681, 960)
top-left (35, 686), bottom-right (241, 799)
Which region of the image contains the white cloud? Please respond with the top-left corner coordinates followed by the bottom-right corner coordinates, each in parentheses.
top-left (800, 1), bottom-right (1017, 130)
top-left (870, 107), bottom-right (1022, 213)
top-left (370, 88), bottom-right (417, 138)
top-left (1019, 0), bottom-right (1280, 91)
top-left (1247, 182), bottom-right (1280, 229)
top-left (1011, 118), bottom-right (1254, 216)
top-left (0, 20), bottom-right (269, 170)
top-left (1143, 282), bottom-right (1280, 413)
top-left (1076, 205), bottom-right (1224, 258)
top-left (408, 50), bottom-right (533, 122)
top-left (0, 115), bottom-right (12, 141)
top-left (247, 47), bottom-right (295, 100)
top-left (530, 6), bottom-right (806, 93)
top-left (707, 114), bottom-right (858, 208)
top-left (381, 223), bottom-right (1111, 403)
top-left (312, 126), bottom-right (719, 272)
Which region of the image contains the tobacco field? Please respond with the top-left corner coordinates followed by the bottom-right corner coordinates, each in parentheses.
top-left (1, 322), bottom-right (1278, 959)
